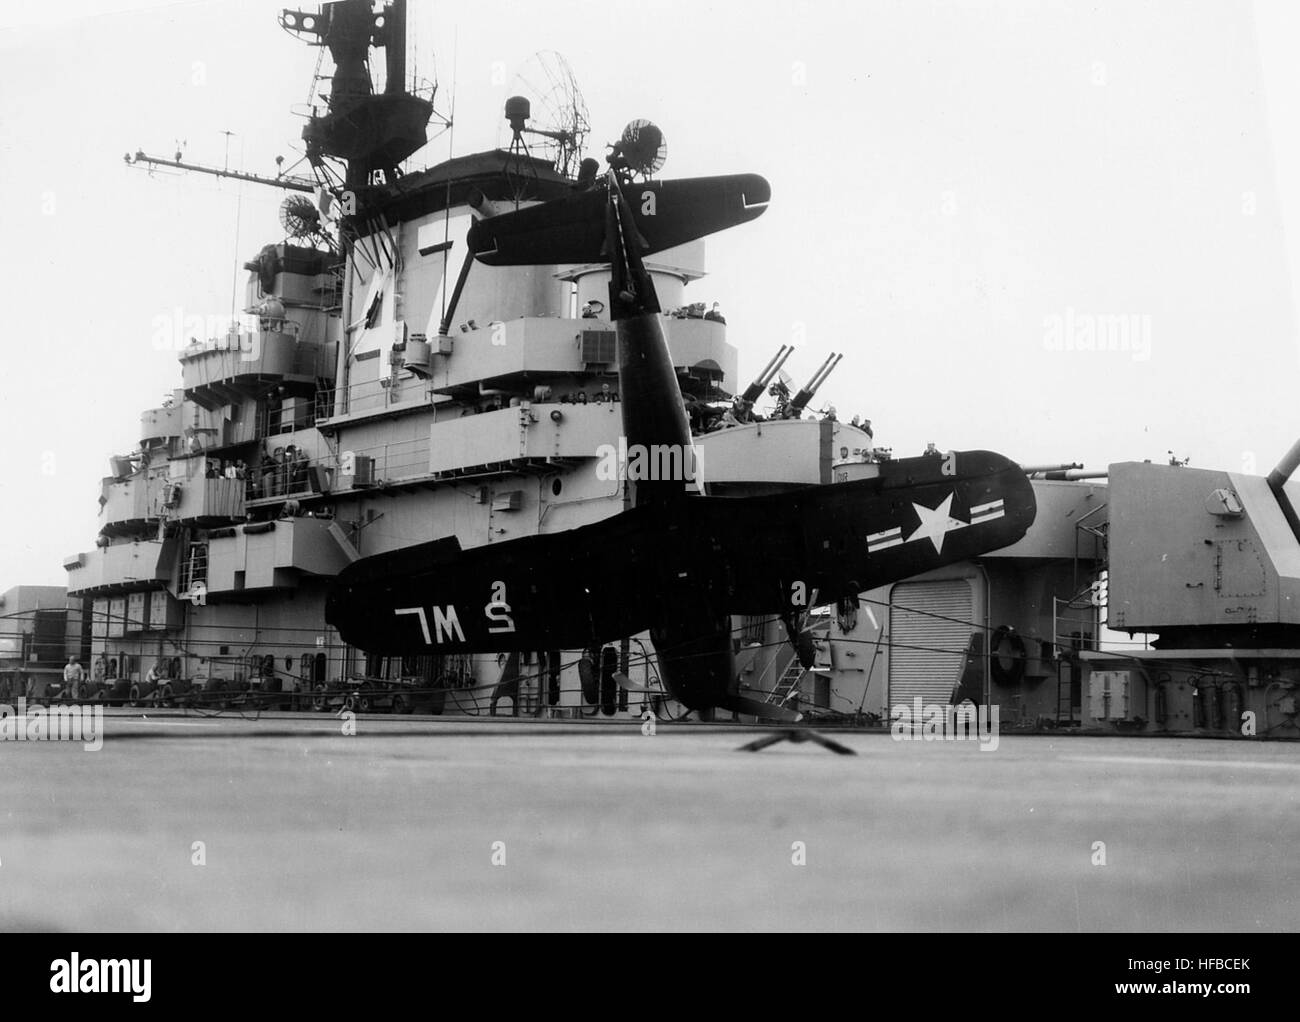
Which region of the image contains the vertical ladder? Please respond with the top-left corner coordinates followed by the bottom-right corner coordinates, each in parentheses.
top-left (518, 667), bottom-right (540, 716)
top-left (1056, 658), bottom-right (1074, 724)
top-left (180, 542), bottom-right (208, 595)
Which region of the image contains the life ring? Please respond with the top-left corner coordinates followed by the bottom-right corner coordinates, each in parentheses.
top-left (990, 625), bottom-right (1027, 685)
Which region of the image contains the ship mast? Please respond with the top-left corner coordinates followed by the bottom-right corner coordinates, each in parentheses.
top-left (126, 1), bottom-right (434, 221)
top-left (280, 0), bottom-right (433, 198)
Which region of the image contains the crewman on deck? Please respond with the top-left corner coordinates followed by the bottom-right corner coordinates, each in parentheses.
top-left (769, 379), bottom-right (794, 419)
top-left (704, 302), bottom-right (726, 324)
top-left (63, 657), bottom-right (84, 699)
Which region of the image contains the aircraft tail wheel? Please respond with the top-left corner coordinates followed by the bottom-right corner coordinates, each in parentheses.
top-left (990, 626), bottom-right (1027, 685)
top-left (128, 684), bottom-right (141, 707)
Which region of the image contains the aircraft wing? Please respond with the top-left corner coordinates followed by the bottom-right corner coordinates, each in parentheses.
top-left (325, 507), bottom-right (668, 654)
top-left (695, 449), bottom-right (1038, 613)
top-left (466, 174), bottom-right (771, 266)
top-left (325, 450), bottom-right (1037, 655)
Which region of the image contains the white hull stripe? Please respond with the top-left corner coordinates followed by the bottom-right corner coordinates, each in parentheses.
top-left (867, 526), bottom-right (903, 552)
top-left (868, 495), bottom-right (1007, 555)
top-left (970, 498), bottom-right (1005, 525)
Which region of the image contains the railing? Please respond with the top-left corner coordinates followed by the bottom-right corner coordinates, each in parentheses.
top-left (257, 404), bottom-right (317, 438)
top-left (339, 435), bottom-right (435, 483)
top-left (245, 457), bottom-right (325, 502)
top-left (316, 373), bottom-right (434, 421)
top-left (247, 432), bottom-right (461, 498)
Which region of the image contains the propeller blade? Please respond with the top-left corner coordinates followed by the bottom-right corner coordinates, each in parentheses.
top-left (612, 671), bottom-right (651, 693)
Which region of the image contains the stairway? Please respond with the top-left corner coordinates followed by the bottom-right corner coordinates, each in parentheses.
top-left (766, 656), bottom-right (805, 707)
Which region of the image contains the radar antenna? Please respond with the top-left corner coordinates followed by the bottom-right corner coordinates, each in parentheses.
top-left (279, 193), bottom-right (324, 240)
top-left (501, 51), bottom-right (590, 201)
top-left (607, 119), bottom-right (667, 180)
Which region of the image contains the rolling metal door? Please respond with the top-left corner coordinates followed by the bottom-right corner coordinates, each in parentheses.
top-left (889, 580), bottom-right (975, 708)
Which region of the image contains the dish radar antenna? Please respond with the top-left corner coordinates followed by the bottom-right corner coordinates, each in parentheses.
top-left (501, 51), bottom-right (590, 200)
top-left (279, 194), bottom-right (322, 237)
top-left (278, 192), bottom-right (337, 252)
top-left (607, 118), bottom-right (668, 181)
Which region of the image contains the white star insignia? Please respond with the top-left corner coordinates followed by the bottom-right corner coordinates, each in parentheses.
top-left (906, 493), bottom-right (970, 554)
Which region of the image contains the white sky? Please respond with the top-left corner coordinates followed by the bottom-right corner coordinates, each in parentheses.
top-left (2, 0), bottom-right (1299, 585)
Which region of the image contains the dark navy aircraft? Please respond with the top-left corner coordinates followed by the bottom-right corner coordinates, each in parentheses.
top-left (326, 122), bottom-right (1037, 719)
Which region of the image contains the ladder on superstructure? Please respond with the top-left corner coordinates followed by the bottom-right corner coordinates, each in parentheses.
top-left (765, 656), bottom-right (805, 707)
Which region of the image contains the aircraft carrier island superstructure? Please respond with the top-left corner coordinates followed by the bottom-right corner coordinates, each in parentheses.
top-left (62, 0), bottom-right (898, 719)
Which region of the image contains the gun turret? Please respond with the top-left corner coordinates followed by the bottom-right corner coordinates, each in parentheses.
top-left (789, 352), bottom-right (842, 415)
top-left (1266, 438), bottom-right (1300, 490)
top-left (740, 345), bottom-right (793, 405)
top-left (1266, 437), bottom-right (1300, 545)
